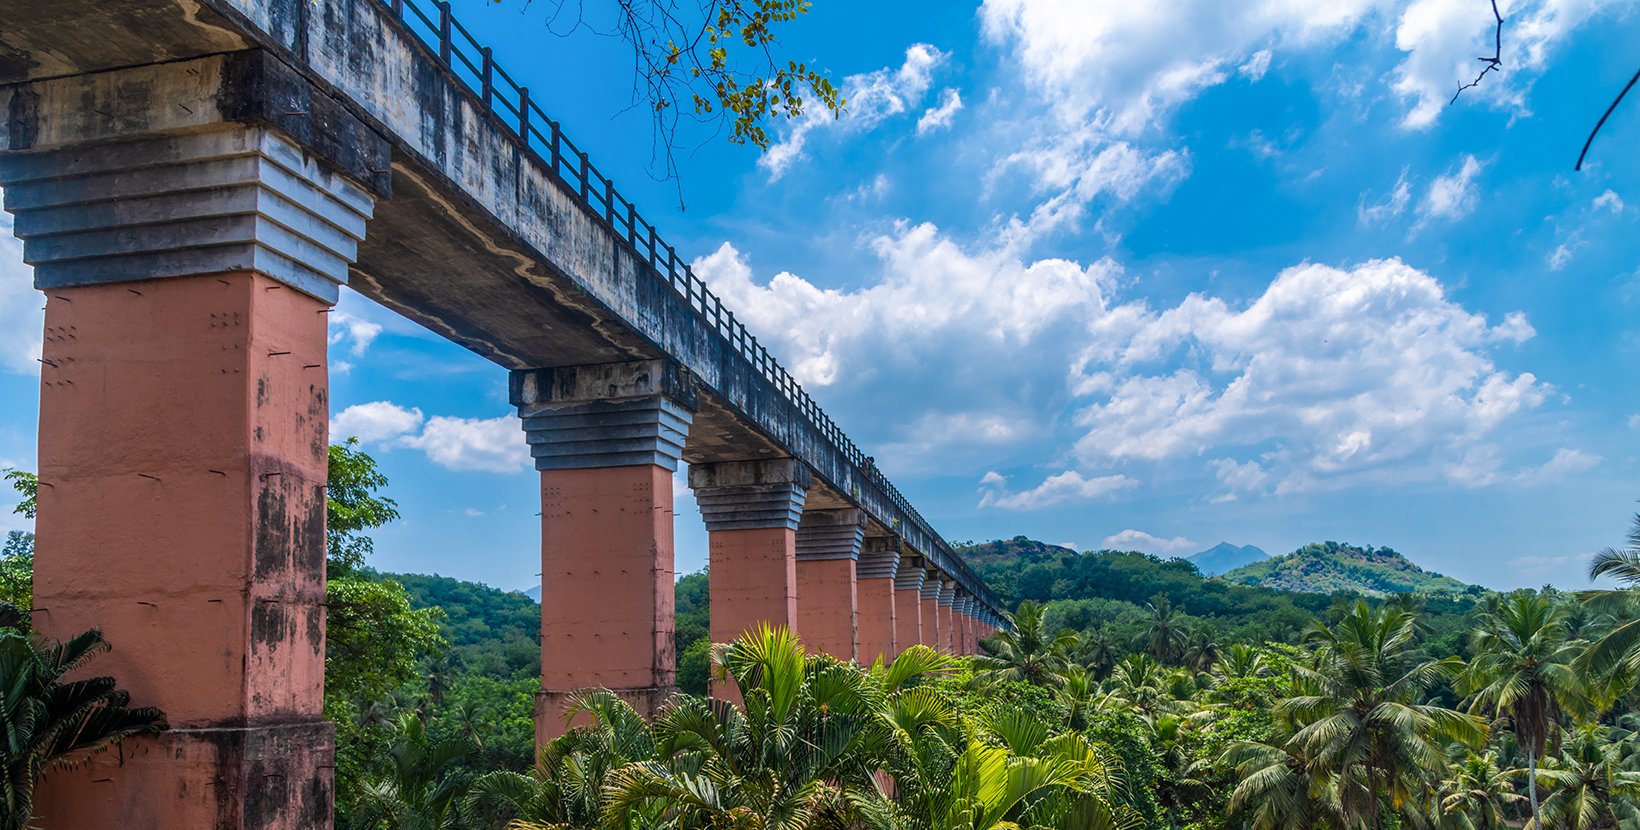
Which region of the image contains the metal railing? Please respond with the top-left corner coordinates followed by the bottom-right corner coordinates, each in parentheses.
top-left (380, 0), bottom-right (1001, 614)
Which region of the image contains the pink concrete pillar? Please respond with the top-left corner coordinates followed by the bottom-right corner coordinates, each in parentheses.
top-left (920, 572), bottom-right (943, 649)
top-left (691, 459), bottom-right (808, 700)
top-left (514, 362), bottom-right (695, 744)
top-left (795, 509), bottom-right (864, 662)
top-left (892, 554), bottom-right (925, 656)
top-left (937, 580), bottom-right (957, 654)
top-left (11, 123), bottom-right (376, 829)
top-left (856, 537), bottom-right (900, 666)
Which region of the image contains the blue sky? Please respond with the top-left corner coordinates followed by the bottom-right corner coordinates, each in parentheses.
top-left (4, 0), bottom-right (1640, 594)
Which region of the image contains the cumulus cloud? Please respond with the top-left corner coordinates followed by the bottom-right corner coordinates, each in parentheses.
top-left (916, 88), bottom-right (965, 135)
top-left (331, 401), bottom-right (527, 474)
top-left (1417, 155), bottom-right (1484, 225)
top-left (400, 415), bottom-right (527, 474)
top-left (1069, 258), bottom-right (1545, 492)
top-left (760, 44), bottom-right (946, 180)
top-left (978, 469), bottom-right (1139, 509)
top-left (1239, 49), bottom-right (1273, 81)
top-left (1513, 447), bottom-right (1601, 484)
top-left (1101, 528), bottom-right (1197, 554)
top-left (1595, 189), bottom-right (1624, 213)
top-left (0, 203), bottom-right (42, 375)
top-left (328, 311), bottom-right (384, 356)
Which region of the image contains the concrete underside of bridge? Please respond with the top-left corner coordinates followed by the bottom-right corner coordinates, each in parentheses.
top-left (1, 0), bottom-right (1010, 824)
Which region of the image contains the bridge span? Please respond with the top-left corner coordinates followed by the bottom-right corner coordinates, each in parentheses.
top-left (0, 0), bottom-right (1009, 824)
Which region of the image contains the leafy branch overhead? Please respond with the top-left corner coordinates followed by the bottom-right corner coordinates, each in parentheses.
top-left (517, 0), bottom-right (846, 186)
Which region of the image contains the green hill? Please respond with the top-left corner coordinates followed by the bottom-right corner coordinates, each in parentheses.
top-left (1220, 541), bottom-right (1472, 595)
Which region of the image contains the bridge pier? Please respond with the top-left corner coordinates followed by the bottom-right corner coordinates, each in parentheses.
top-left (794, 509), bottom-right (863, 662)
top-left (2, 119), bottom-right (376, 829)
top-left (856, 537), bottom-right (899, 666)
top-left (690, 459), bottom-right (807, 696)
top-left (937, 581), bottom-right (957, 654)
top-left (920, 573), bottom-right (943, 650)
top-left (512, 362), bottom-right (693, 743)
top-left (893, 556), bottom-right (925, 655)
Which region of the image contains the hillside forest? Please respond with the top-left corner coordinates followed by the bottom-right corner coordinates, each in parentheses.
top-left (4, 454), bottom-right (1640, 830)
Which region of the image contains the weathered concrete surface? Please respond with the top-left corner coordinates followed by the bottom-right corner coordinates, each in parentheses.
top-left (796, 557), bottom-right (857, 662)
top-left (32, 271), bottom-right (332, 827)
top-left (536, 464), bottom-right (677, 743)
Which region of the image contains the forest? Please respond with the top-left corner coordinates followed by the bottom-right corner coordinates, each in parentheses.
top-left (6, 456), bottom-right (1640, 830)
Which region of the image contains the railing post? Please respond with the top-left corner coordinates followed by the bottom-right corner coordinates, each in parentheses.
top-left (437, 1), bottom-right (451, 67)
top-left (518, 87), bottom-right (530, 144)
top-left (605, 176), bottom-right (614, 225)
top-left (391, 0), bottom-right (402, 18)
top-left (550, 121), bottom-right (561, 172)
top-left (481, 47), bottom-right (493, 112)
top-left (579, 151), bottom-right (589, 202)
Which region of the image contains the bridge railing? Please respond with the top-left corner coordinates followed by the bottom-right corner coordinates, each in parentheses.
top-left (385, 0), bottom-right (1003, 616)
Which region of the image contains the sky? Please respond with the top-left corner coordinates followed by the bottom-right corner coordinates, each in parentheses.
top-left (3, 0), bottom-right (1640, 594)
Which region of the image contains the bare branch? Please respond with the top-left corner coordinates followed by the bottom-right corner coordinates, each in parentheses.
top-left (1450, 0), bottom-right (1503, 105)
top-left (1576, 64), bottom-right (1640, 171)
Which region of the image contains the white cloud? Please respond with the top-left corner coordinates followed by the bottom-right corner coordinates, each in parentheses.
top-left (1595, 189), bottom-right (1625, 213)
top-left (400, 415), bottom-right (528, 474)
top-left (331, 401), bottom-right (527, 474)
top-left (1629, 413), bottom-right (1640, 429)
top-left (1100, 528), bottom-right (1197, 554)
top-left (917, 88), bottom-right (965, 135)
top-left (331, 401), bottom-right (425, 444)
top-left (1070, 258), bottom-right (1546, 492)
top-left (1548, 240), bottom-right (1581, 271)
top-left (993, 131), bottom-right (1190, 244)
top-left (464, 507), bottom-right (484, 516)
top-left (1358, 168), bottom-right (1413, 226)
top-left (0, 201), bottom-right (42, 375)
top-left (1514, 447), bottom-right (1601, 484)
top-left (328, 311), bottom-right (383, 355)
top-left (1417, 155), bottom-right (1484, 225)
top-left (978, 469), bottom-right (1139, 509)
top-left (760, 44), bottom-right (946, 180)
top-left (979, 0), bottom-right (1379, 133)
top-left (1209, 457), bottom-right (1269, 502)
top-left (1239, 49), bottom-right (1273, 81)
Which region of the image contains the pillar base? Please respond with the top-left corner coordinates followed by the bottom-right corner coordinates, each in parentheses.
top-left (35, 722), bottom-right (334, 830)
top-left (536, 686), bottom-right (676, 744)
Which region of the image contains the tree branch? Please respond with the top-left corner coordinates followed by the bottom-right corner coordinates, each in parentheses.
top-left (1450, 0), bottom-right (1503, 105)
top-left (1576, 64), bottom-right (1640, 171)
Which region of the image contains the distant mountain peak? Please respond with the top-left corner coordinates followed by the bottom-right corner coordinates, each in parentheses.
top-left (1186, 542), bottom-right (1270, 576)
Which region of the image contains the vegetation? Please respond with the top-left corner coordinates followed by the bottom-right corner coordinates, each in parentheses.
top-left (1222, 540), bottom-right (1471, 595)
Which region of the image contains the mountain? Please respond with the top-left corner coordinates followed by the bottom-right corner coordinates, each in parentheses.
top-left (1186, 542), bottom-right (1269, 576)
top-left (524, 585), bottom-right (541, 602)
top-left (1220, 541), bottom-right (1473, 596)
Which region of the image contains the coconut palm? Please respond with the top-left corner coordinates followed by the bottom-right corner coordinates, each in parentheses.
top-left (1140, 594), bottom-right (1189, 664)
top-left (1181, 625), bottom-right (1224, 673)
top-left (969, 601), bottom-right (1078, 689)
top-left (1215, 643), bottom-right (1272, 682)
top-left (1457, 593), bottom-right (1583, 830)
top-left (1581, 511), bottom-right (1640, 688)
top-left (1222, 736), bottom-right (1342, 830)
top-left (1072, 625), bottom-right (1121, 681)
top-left (1281, 601), bottom-right (1487, 830)
top-left (0, 613), bottom-right (167, 830)
top-left (1534, 724), bottom-right (1640, 830)
top-left (1437, 752), bottom-right (1525, 830)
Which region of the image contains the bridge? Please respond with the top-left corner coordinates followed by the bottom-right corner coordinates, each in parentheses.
top-left (0, 0), bottom-right (1010, 824)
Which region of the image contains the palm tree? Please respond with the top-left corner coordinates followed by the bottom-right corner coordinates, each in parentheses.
top-left (0, 613), bottom-right (167, 830)
top-left (1457, 593), bottom-right (1582, 830)
top-left (1581, 510), bottom-right (1640, 687)
top-left (1140, 594), bottom-right (1189, 664)
top-left (1072, 625), bottom-right (1120, 681)
top-left (1281, 601), bottom-right (1487, 830)
top-left (1534, 724), bottom-right (1640, 830)
top-left (1215, 643), bottom-right (1272, 682)
top-left (1181, 624), bottom-right (1224, 673)
top-left (969, 600), bottom-right (1078, 688)
top-left (1438, 752), bottom-right (1525, 830)
top-left (1222, 737), bottom-right (1342, 830)
top-left (350, 712), bottom-right (476, 830)
top-left (1103, 653), bottom-right (1196, 726)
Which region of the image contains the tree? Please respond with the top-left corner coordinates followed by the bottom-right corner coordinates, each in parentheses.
top-left (517, 0), bottom-right (846, 199)
top-left (349, 712), bottom-right (476, 830)
top-left (1457, 593), bottom-right (1583, 829)
top-left (1282, 601), bottom-right (1487, 830)
top-left (0, 472), bottom-right (32, 615)
top-left (1534, 724), bottom-right (1640, 830)
top-left (1438, 752), bottom-right (1526, 830)
top-left (969, 600), bottom-right (1078, 688)
top-left (0, 609), bottom-right (167, 830)
top-left (1141, 594), bottom-right (1189, 664)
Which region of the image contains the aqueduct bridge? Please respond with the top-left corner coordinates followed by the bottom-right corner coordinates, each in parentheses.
top-left (0, 0), bottom-right (1011, 824)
